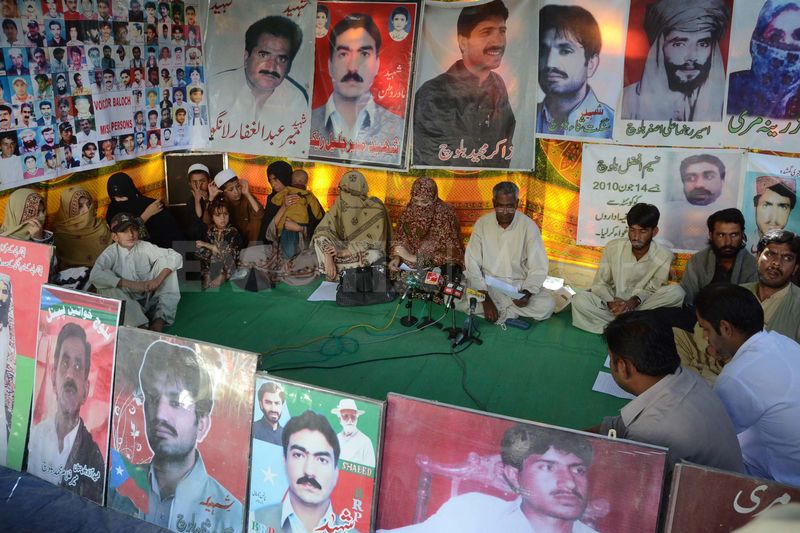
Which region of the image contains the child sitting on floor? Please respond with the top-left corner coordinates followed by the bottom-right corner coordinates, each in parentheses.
top-left (89, 212), bottom-right (183, 332)
top-left (196, 199), bottom-right (243, 289)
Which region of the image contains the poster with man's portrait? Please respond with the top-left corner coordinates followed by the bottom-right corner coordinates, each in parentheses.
top-left (106, 327), bottom-right (257, 533)
top-left (205, 0), bottom-right (316, 160)
top-left (248, 373), bottom-right (383, 533)
top-left (724, 1), bottom-right (800, 152)
top-left (308, 1), bottom-right (419, 170)
top-left (664, 463), bottom-right (800, 532)
top-left (741, 152), bottom-right (800, 257)
top-left (411, 0), bottom-right (537, 170)
top-left (0, 237), bottom-right (52, 471)
top-left (615, 0), bottom-right (734, 147)
top-left (27, 285), bottom-right (122, 505)
top-left (535, 0), bottom-right (627, 143)
top-left (376, 394), bottom-right (667, 532)
top-left (578, 144), bottom-right (745, 253)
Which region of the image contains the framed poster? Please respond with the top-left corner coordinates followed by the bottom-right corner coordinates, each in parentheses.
top-left (164, 151), bottom-right (226, 206)
top-left (27, 285), bottom-right (123, 505)
top-left (248, 373), bottom-right (384, 533)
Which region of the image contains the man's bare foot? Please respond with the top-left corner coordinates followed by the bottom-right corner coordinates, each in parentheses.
top-left (149, 318), bottom-right (165, 332)
top-left (323, 254), bottom-right (337, 281)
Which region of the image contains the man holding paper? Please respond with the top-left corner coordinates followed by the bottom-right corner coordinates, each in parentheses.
top-left (461, 181), bottom-right (554, 325)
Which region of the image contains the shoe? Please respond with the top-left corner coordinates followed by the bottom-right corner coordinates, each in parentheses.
top-left (505, 318), bottom-right (531, 330)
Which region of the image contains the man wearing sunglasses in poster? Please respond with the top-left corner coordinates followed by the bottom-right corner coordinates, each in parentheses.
top-left (253, 410), bottom-right (363, 533)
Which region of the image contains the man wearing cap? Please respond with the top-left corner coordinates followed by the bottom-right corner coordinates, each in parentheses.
top-left (89, 212), bottom-right (183, 332)
top-left (172, 162), bottom-right (210, 241)
top-left (749, 175), bottom-right (796, 255)
top-left (332, 398), bottom-right (375, 467)
top-left (206, 168), bottom-right (264, 245)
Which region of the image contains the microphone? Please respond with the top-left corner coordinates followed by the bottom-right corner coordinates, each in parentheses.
top-left (466, 287), bottom-right (486, 304)
top-left (401, 272), bottom-right (421, 300)
top-left (469, 297), bottom-right (477, 314)
top-left (422, 267), bottom-right (443, 294)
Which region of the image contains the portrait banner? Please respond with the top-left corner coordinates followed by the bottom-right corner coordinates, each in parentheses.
top-left (27, 285), bottom-right (122, 505)
top-left (0, 237), bottom-right (52, 470)
top-left (376, 394), bottom-right (667, 533)
top-left (411, 0), bottom-right (537, 170)
top-left (664, 463), bottom-right (800, 532)
top-left (308, 0), bottom-right (419, 170)
top-left (107, 327), bottom-right (257, 533)
top-left (614, 0), bottom-right (734, 147)
top-left (0, 0), bottom-right (208, 191)
top-left (741, 152), bottom-right (800, 256)
top-left (535, 0), bottom-right (627, 143)
top-left (578, 144), bottom-right (745, 252)
top-left (248, 373), bottom-right (383, 533)
top-left (205, 0), bottom-right (315, 159)
top-left (724, 1), bottom-right (800, 151)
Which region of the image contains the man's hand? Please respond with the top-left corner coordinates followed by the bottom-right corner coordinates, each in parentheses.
top-left (208, 181), bottom-right (221, 201)
top-left (118, 278), bottom-right (147, 292)
top-left (141, 199), bottom-right (163, 221)
top-left (608, 296), bottom-right (640, 316)
top-left (483, 294), bottom-right (498, 323)
top-left (190, 180), bottom-right (208, 201)
top-left (512, 290), bottom-right (532, 308)
top-left (240, 179), bottom-right (252, 197)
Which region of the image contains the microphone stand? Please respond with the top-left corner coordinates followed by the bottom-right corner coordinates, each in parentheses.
top-left (454, 298), bottom-right (482, 346)
top-left (417, 291), bottom-right (441, 329)
top-left (443, 298), bottom-right (459, 340)
top-left (400, 294), bottom-right (417, 327)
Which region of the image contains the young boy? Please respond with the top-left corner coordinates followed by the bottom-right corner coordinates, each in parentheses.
top-left (89, 212), bottom-right (182, 331)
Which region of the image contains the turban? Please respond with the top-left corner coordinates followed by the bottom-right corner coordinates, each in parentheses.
top-left (644, 0), bottom-right (730, 44)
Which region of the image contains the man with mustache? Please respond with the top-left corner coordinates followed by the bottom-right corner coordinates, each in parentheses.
top-left (27, 323), bottom-right (105, 502)
top-left (572, 203), bottom-right (684, 334)
top-left (378, 425), bottom-right (598, 533)
top-left (254, 410), bottom-right (361, 533)
top-left (413, 0), bottom-right (515, 168)
top-left (621, 0), bottom-right (730, 122)
top-left (675, 229), bottom-right (800, 385)
top-left (213, 15), bottom-right (308, 139)
top-left (309, 12), bottom-right (404, 166)
top-left (252, 380), bottom-right (285, 445)
top-left (108, 340), bottom-right (244, 530)
top-left (536, 4), bottom-right (613, 139)
top-left (748, 175), bottom-right (796, 256)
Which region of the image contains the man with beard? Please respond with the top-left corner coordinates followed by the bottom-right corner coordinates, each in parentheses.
top-left (378, 425), bottom-right (598, 533)
top-left (41, 126), bottom-right (57, 150)
top-left (748, 175), bottom-right (796, 255)
top-left (695, 283), bottom-right (800, 484)
top-left (572, 203), bottom-right (684, 334)
top-left (27, 323), bottom-right (105, 502)
top-left (213, 16), bottom-right (308, 138)
top-left (621, 0), bottom-right (730, 122)
top-left (728, 1), bottom-right (800, 119)
top-left (331, 399), bottom-right (375, 467)
top-left (253, 410), bottom-right (360, 533)
top-left (675, 229), bottom-right (800, 384)
top-left (413, 0), bottom-right (515, 168)
top-left (252, 380), bottom-right (285, 445)
top-left (309, 13), bottom-right (404, 166)
top-left (107, 340), bottom-right (244, 530)
top-left (536, 4), bottom-right (613, 139)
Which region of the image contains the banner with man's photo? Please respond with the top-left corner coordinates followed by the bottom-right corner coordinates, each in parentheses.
top-left (0, 0), bottom-right (209, 192)
top-left (308, 0), bottom-right (419, 170)
top-left (411, 0), bottom-right (537, 171)
top-left (723, 0), bottom-right (800, 152)
top-left (741, 152), bottom-right (800, 256)
top-left (663, 462), bottom-right (800, 533)
top-left (248, 373), bottom-right (383, 533)
top-left (613, 0), bottom-right (735, 148)
top-left (0, 237), bottom-right (52, 471)
top-left (27, 285), bottom-right (122, 505)
top-left (106, 327), bottom-right (257, 533)
top-left (578, 144), bottom-right (745, 253)
top-left (535, 0), bottom-right (628, 143)
top-left (376, 394), bottom-right (667, 532)
top-left (204, 0), bottom-right (315, 160)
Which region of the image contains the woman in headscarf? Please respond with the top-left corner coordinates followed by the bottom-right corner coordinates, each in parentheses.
top-left (53, 186), bottom-right (112, 269)
top-left (0, 188), bottom-right (53, 243)
top-left (105, 172), bottom-right (184, 249)
top-left (312, 171), bottom-right (390, 281)
top-left (390, 177), bottom-right (464, 272)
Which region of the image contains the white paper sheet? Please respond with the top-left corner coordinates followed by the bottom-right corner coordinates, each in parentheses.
top-left (592, 372), bottom-right (635, 400)
top-left (307, 281), bottom-right (339, 302)
top-left (485, 275), bottom-right (525, 298)
top-left (604, 355), bottom-right (610, 368)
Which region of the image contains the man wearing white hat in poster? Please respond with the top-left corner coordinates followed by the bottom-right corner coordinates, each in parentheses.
top-left (332, 398), bottom-right (374, 467)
